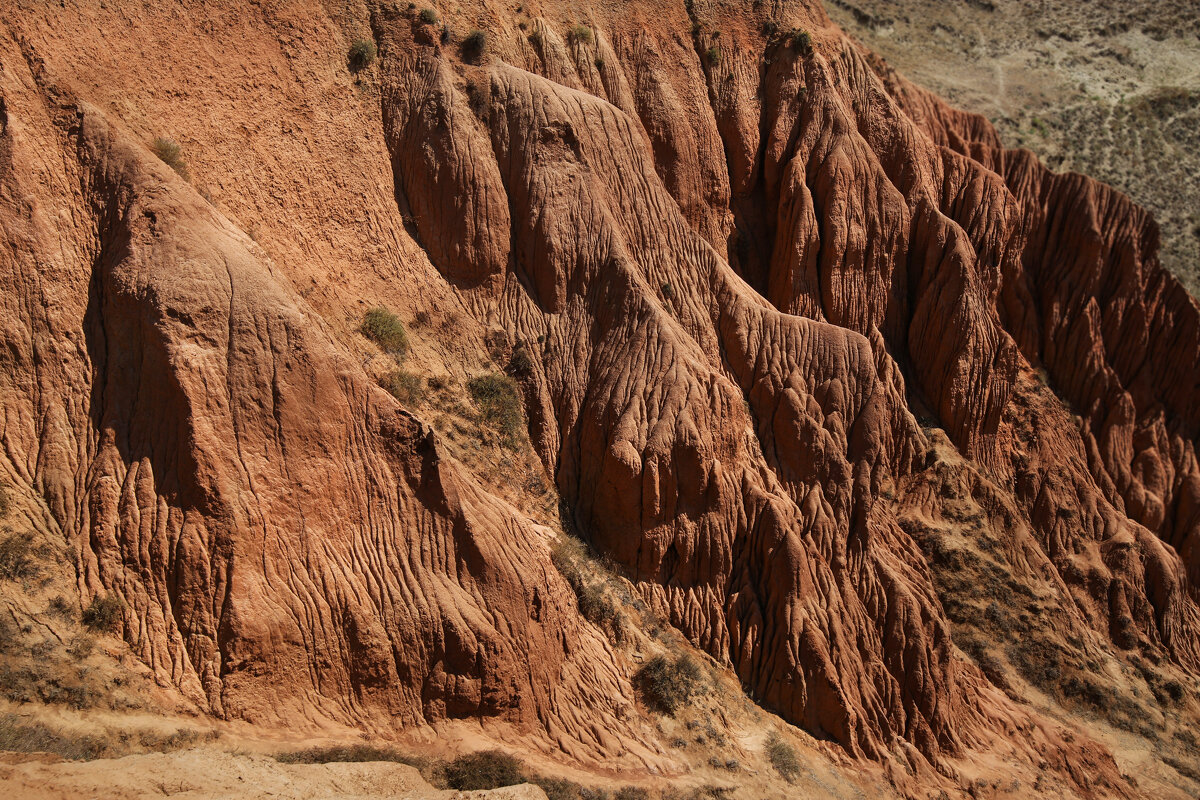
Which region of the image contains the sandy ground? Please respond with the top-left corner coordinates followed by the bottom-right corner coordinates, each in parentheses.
top-left (0, 748), bottom-right (549, 800)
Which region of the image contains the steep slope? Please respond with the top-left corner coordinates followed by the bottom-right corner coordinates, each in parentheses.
top-left (1, 1), bottom-right (1198, 798)
top-left (0, 32), bottom-right (656, 768)
top-left (823, 0), bottom-right (1200, 296)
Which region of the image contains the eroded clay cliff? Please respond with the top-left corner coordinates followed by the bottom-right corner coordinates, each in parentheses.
top-left (1, 0), bottom-right (1198, 797)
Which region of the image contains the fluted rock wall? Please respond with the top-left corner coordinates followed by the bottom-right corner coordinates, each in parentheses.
top-left (2, 0), bottom-right (1198, 795)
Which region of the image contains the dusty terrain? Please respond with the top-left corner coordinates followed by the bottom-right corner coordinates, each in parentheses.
top-left (0, 748), bottom-right (549, 800)
top-left (0, 0), bottom-right (1198, 798)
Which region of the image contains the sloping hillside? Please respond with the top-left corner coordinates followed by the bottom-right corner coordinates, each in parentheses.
top-left (0, 1), bottom-right (1197, 798)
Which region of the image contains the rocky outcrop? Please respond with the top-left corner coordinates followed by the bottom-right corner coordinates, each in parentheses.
top-left (2, 0), bottom-right (1198, 796)
top-left (873, 66), bottom-right (1200, 669)
top-left (0, 41), bottom-right (656, 767)
top-left (379, 1), bottom-right (1195, 786)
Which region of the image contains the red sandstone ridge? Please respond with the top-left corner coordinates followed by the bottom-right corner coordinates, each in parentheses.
top-left (1, 1), bottom-right (1198, 798)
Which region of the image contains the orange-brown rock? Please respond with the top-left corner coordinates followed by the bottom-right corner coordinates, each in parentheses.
top-left (2, 0), bottom-right (1198, 797)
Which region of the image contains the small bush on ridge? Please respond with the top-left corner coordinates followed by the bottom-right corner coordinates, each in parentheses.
top-left (150, 138), bottom-right (189, 180)
top-left (82, 595), bottom-right (123, 632)
top-left (348, 39), bottom-right (377, 71)
top-left (635, 653), bottom-right (706, 715)
top-left (444, 749), bottom-right (523, 790)
top-left (361, 307), bottom-right (409, 358)
top-left (467, 372), bottom-right (524, 446)
top-left (788, 29), bottom-right (812, 53)
top-left (0, 531), bottom-right (36, 581)
top-left (766, 731), bottom-right (801, 781)
top-left (382, 369), bottom-right (424, 405)
top-left (462, 29), bottom-right (487, 62)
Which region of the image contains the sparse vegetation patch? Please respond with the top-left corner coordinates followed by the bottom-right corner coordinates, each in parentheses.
top-left (82, 594), bottom-right (123, 632)
top-left (381, 369), bottom-right (424, 405)
top-left (766, 731), bottom-right (801, 781)
top-left (444, 749), bottom-right (523, 790)
top-left (150, 137), bottom-right (189, 181)
top-left (462, 29), bottom-right (487, 62)
top-left (551, 535), bottom-right (625, 642)
top-left (635, 653), bottom-right (707, 715)
top-left (0, 715), bottom-right (107, 760)
top-left (348, 38), bottom-right (377, 72)
top-left (467, 372), bottom-right (524, 446)
top-left (361, 307), bottom-right (409, 358)
top-left (277, 743), bottom-right (429, 768)
top-left (0, 714), bottom-right (216, 760)
top-left (0, 530), bottom-right (36, 581)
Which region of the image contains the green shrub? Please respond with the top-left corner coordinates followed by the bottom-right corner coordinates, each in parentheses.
top-left (49, 594), bottom-right (75, 619)
top-left (788, 29), bottom-right (812, 53)
top-left (614, 788), bottom-right (649, 800)
top-left (418, 7), bottom-right (438, 24)
top-left (465, 79), bottom-right (489, 119)
top-left (361, 307), bottom-right (409, 358)
top-left (348, 39), bottom-right (377, 72)
top-left (635, 653), bottom-right (706, 715)
top-left (0, 714), bottom-right (107, 760)
top-left (705, 46), bottom-right (721, 65)
top-left (462, 29), bottom-right (487, 61)
top-left (1005, 636), bottom-right (1061, 689)
top-left (444, 749), bottom-right (523, 790)
top-left (766, 731), bottom-right (800, 781)
top-left (66, 635), bottom-right (95, 661)
top-left (276, 744), bottom-right (426, 767)
top-left (0, 531), bottom-right (36, 581)
top-left (529, 775), bottom-right (587, 800)
top-left (150, 137), bottom-right (189, 180)
top-left (82, 594), bottom-right (123, 632)
top-left (506, 345), bottom-right (534, 378)
top-left (568, 24), bottom-right (593, 44)
top-left (382, 369), bottom-right (424, 405)
top-left (467, 372), bottom-right (524, 446)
